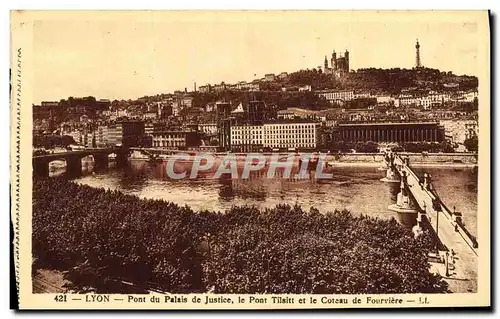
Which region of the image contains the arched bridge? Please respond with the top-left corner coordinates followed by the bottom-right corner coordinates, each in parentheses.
top-left (32, 147), bottom-right (127, 178)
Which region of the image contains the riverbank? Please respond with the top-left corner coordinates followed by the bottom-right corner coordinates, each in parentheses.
top-left (130, 151), bottom-right (477, 167)
top-left (33, 178), bottom-right (449, 294)
top-left (325, 152), bottom-right (477, 166)
top-left (327, 161), bottom-right (477, 168)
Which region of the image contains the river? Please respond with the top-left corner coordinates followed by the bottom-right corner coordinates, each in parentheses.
top-left (68, 159), bottom-right (478, 237)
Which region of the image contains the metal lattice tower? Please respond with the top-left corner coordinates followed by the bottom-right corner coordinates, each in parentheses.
top-left (415, 39), bottom-right (421, 68)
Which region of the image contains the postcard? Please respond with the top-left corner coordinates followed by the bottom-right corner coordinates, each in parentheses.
top-left (10, 10), bottom-right (490, 309)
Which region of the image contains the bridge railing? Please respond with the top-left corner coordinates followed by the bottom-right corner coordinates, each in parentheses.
top-left (394, 155), bottom-right (479, 251)
top-left (437, 199), bottom-right (479, 249)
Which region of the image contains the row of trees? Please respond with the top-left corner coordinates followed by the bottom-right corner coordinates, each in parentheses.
top-left (34, 96), bottom-right (111, 125)
top-left (399, 142), bottom-right (455, 153)
top-left (343, 97), bottom-right (377, 109)
top-left (286, 69), bottom-right (340, 90)
top-left (33, 178), bottom-right (448, 294)
top-left (192, 91), bottom-right (332, 111)
top-left (348, 68), bottom-right (478, 94)
top-left (33, 134), bottom-right (76, 149)
top-left (323, 141), bottom-right (455, 154)
top-left (325, 141), bottom-right (379, 153)
top-left (464, 136), bottom-right (479, 152)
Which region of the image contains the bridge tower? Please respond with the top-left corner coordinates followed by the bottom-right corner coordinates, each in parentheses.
top-left (380, 151), bottom-right (400, 182)
top-left (93, 153), bottom-right (110, 171)
top-left (115, 148), bottom-right (130, 168)
top-left (66, 154), bottom-right (83, 178)
top-left (413, 205), bottom-right (427, 238)
top-left (33, 158), bottom-right (49, 178)
top-left (388, 170), bottom-right (418, 226)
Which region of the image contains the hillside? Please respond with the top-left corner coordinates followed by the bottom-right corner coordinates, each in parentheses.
top-left (342, 67), bottom-right (478, 94)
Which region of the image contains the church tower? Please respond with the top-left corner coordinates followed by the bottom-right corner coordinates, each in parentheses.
top-left (332, 50), bottom-right (337, 70)
top-left (324, 55), bottom-right (328, 71)
top-left (345, 50), bottom-right (350, 71)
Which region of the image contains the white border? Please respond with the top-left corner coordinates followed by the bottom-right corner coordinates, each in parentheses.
top-left (4, 1), bottom-right (499, 318)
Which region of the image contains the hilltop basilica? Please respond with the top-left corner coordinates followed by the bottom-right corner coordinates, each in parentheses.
top-left (323, 49), bottom-right (350, 78)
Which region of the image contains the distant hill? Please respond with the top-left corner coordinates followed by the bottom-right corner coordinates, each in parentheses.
top-left (135, 67), bottom-right (478, 114)
top-left (284, 69), bottom-right (341, 90)
top-left (192, 90), bottom-right (331, 111)
top-left (340, 67), bottom-right (478, 94)
top-left (280, 67), bottom-right (478, 94)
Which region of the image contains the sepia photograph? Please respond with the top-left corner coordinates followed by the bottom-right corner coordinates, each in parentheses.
top-left (10, 10), bottom-right (490, 309)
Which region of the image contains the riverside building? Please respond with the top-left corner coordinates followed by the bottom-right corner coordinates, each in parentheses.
top-left (151, 131), bottom-right (201, 149)
top-left (440, 119), bottom-right (478, 144)
top-left (230, 122), bottom-right (319, 152)
top-left (337, 122), bottom-right (445, 143)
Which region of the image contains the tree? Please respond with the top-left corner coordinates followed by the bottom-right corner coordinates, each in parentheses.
top-left (355, 141), bottom-right (378, 153)
top-left (344, 98), bottom-right (377, 109)
top-left (326, 141), bottom-right (354, 153)
top-left (464, 135), bottom-right (478, 152)
top-left (61, 135), bottom-right (75, 147)
top-left (33, 179), bottom-right (449, 294)
top-left (209, 138), bottom-right (219, 146)
top-left (440, 141), bottom-right (455, 153)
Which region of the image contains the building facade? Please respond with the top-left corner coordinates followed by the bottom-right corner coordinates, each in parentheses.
top-left (106, 123), bottom-right (123, 146)
top-left (394, 93), bottom-right (449, 109)
top-left (317, 90), bottom-right (355, 104)
top-left (264, 74), bottom-right (276, 82)
top-left (212, 82), bottom-right (227, 92)
top-left (235, 82), bottom-right (260, 91)
top-left (440, 119), bottom-right (478, 144)
top-left (103, 121), bottom-right (150, 147)
top-left (198, 123), bottom-right (218, 135)
top-left (338, 122), bottom-right (445, 143)
top-left (216, 102), bottom-right (233, 151)
top-left (151, 131), bottom-right (201, 149)
top-left (172, 100), bottom-right (180, 116)
top-left (376, 95), bottom-right (393, 104)
top-left (67, 130), bottom-right (83, 145)
top-left (278, 72), bottom-right (288, 80)
top-left (229, 122), bottom-right (319, 151)
top-left (199, 84), bottom-right (211, 93)
top-left (262, 122), bottom-right (319, 150)
top-left (85, 132), bottom-right (95, 148)
top-left (96, 125), bottom-right (109, 147)
top-left (230, 125), bottom-right (263, 152)
top-left (298, 85), bottom-right (312, 92)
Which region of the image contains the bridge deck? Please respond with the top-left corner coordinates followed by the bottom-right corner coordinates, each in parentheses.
top-left (33, 148), bottom-right (117, 161)
top-left (393, 155), bottom-right (477, 292)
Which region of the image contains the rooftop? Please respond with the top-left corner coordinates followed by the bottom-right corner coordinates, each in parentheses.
top-left (338, 122), bottom-right (440, 126)
top-left (152, 130), bottom-right (198, 135)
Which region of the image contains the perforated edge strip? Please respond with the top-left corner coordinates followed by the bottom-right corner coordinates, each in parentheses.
top-left (13, 47), bottom-right (22, 304)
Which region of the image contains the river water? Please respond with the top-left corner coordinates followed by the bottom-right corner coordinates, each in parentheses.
top-left (68, 158), bottom-right (478, 237)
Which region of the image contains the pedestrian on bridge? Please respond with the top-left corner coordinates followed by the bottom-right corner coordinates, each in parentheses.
top-left (425, 174), bottom-right (434, 192)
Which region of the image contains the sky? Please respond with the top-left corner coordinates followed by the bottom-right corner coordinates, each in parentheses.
top-left (29, 11), bottom-right (483, 103)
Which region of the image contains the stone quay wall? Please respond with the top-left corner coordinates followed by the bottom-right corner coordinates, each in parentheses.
top-left (325, 153), bottom-right (478, 165)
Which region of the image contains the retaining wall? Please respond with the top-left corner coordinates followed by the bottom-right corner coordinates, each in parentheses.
top-left (326, 153), bottom-right (477, 165)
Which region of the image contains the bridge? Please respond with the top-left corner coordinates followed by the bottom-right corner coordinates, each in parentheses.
top-left (384, 153), bottom-right (478, 292)
top-left (32, 148), bottom-right (127, 178)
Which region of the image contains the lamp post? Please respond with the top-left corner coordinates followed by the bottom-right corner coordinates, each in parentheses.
top-left (421, 202), bottom-right (427, 227)
top-left (435, 200), bottom-right (440, 256)
top-left (445, 251), bottom-right (450, 277)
